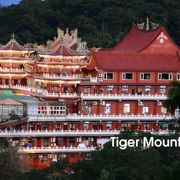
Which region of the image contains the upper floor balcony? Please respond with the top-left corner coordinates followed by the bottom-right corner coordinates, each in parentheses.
top-left (18, 146), bottom-right (95, 153)
top-left (0, 129), bottom-right (121, 138)
top-left (0, 67), bottom-right (25, 73)
top-left (81, 93), bottom-right (167, 101)
top-left (0, 129), bottom-right (174, 138)
top-left (0, 84), bottom-right (32, 91)
top-left (28, 114), bottom-right (173, 122)
top-left (34, 73), bottom-right (90, 81)
top-left (38, 92), bottom-right (80, 99)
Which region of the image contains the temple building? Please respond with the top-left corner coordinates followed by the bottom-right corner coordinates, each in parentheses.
top-left (0, 22), bottom-right (179, 169)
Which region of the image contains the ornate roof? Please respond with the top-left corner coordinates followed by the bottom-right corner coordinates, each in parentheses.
top-left (0, 36), bottom-right (26, 51)
top-left (112, 24), bottom-right (162, 53)
top-left (43, 43), bottom-right (77, 56)
top-left (90, 23), bottom-right (180, 72)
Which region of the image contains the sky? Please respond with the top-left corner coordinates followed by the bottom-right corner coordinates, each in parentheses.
top-left (0, 0), bottom-right (21, 6)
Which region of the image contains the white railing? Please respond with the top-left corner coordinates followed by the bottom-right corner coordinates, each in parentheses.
top-left (90, 77), bottom-right (98, 82)
top-left (18, 146), bottom-right (95, 153)
top-left (81, 93), bottom-right (167, 100)
top-left (28, 114), bottom-right (173, 122)
top-left (0, 84), bottom-right (32, 91)
top-left (34, 73), bottom-right (89, 80)
top-left (39, 92), bottom-right (79, 98)
top-left (0, 68), bottom-right (24, 73)
top-left (0, 129), bottom-right (120, 138)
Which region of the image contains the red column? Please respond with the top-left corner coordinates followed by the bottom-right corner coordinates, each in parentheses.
top-left (69, 104), bottom-right (72, 113)
top-left (49, 85), bottom-right (53, 93)
top-left (68, 85), bottom-right (72, 93)
top-left (9, 78), bottom-right (12, 86)
top-left (18, 79), bottom-right (21, 86)
top-left (59, 84), bottom-right (62, 93)
top-left (2, 79), bottom-right (5, 85)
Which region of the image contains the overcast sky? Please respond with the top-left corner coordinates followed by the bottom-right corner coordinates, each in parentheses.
top-left (0, 0), bottom-right (21, 6)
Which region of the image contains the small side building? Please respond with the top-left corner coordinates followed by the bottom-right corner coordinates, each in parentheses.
top-left (0, 98), bottom-right (24, 121)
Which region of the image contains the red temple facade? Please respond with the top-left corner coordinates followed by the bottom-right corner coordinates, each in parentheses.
top-left (0, 23), bottom-right (179, 169)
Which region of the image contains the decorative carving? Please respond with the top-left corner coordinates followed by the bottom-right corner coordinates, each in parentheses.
top-left (157, 32), bottom-right (168, 44)
top-left (136, 18), bottom-right (160, 31)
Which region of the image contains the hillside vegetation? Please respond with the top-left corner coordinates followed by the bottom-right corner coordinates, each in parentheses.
top-left (0, 0), bottom-right (180, 48)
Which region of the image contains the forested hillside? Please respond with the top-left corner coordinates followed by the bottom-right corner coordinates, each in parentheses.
top-left (0, 0), bottom-right (180, 48)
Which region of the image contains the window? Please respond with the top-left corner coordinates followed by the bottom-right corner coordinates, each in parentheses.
top-left (145, 123), bottom-right (150, 130)
top-left (85, 105), bottom-right (92, 114)
top-left (160, 86), bottom-right (166, 94)
top-left (122, 85), bottom-right (128, 93)
top-left (84, 86), bottom-right (91, 94)
top-left (142, 106), bottom-right (149, 114)
top-left (122, 73), bottom-right (133, 80)
top-left (43, 138), bottom-right (49, 147)
top-left (70, 123), bottom-right (76, 130)
top-left (83, 123), bottom-right (89, 130)
top-left (105, 104), bottom-right (111, 114)
top-left (177, 73), bottom-right (180, 80)
top-left (107, 122), bottom-right (112, 129)
top-left (158, 73), bottom-right (172, 80)
top-left (107, 85), bottom-right (113, 93)
top-left (104, 72), bottom-right (114, 80)
top-left (124, 104), bottom-right (130, 113)
top-left (145, 86), bottom-right (151, 92)
top-left (140, 73), bottom-right (151, 80)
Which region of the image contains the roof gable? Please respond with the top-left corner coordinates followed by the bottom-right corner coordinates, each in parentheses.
top-left (141, 27), bottom-right (179, 53)
top-left (45, 44), bottom-right (76, 56)
top-left (112, 24), bottom-right (179, 54)
top-left (0, 98), bottom-right (23, 105)
top-left (0, 38), bottom-right (25, 51)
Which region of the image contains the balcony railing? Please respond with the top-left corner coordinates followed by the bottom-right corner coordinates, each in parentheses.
top-left (0, 129), bottom-right (121, 138)
top-left (81, 93), bottom-right (167, 100)
top-left (18, 146), bottom-right (95, 153)
top-left (34, 73), bottom-right (90, 80)
top-left (28, 114), bottom-right (173, 122)
top-left (0, 129), bottom-right (175, 138)
top-left (0, 68), bottom-right (24, 73)
top-left (0, 84), bottom-right (32, 91)
top-left (39, 92), bottom-right (79, 98)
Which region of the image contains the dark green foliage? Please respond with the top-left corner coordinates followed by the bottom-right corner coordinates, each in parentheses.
top-left (0, 139), bottom-right (21, 180)
top-left (9, 112), bottom-right (20, 120)
top-left (163, 81), bottom-right (180, 114)
top-left (0, 0), bottom-right (180, 47)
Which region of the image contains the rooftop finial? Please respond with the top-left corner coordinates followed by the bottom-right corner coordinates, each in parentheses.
top-left (11, 33), bottom-right (15, 39)
top-left (146, 17), bottom-right (149, 31)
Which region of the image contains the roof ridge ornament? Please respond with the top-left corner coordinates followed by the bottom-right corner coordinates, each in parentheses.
top-left (146, 17), bottom-right (149, 31)
top-left (136, 18), bottom-right (159, 31)
top-left (11, 33), bottom-right (15, 40)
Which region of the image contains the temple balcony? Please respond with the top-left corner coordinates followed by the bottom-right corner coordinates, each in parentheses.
top-left (39, 92), bottom-right (80, 98)
top-left (28, 114), bottom-right (173, 122)
top-left (0, 84), bottom-right (32, 91)
top-left (0, 68), bottom-right (25, 73)
top-left (81, 93), bottom-right (167, 100)
top-left (34, 73), bottom-right (90, 81)
top-left (0, 129), bottom-right (121, 137)
top-left (18, 146), bottom-right (95, 153)
top-left (0, 129), bottom-right (175, 139)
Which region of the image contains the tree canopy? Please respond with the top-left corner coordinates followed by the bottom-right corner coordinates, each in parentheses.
top-left (163, 81), bottom-right (180, 114)
top-left (0, 0), bottom-right (180, 48)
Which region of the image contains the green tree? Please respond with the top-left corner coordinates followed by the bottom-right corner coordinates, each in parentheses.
top-left (0, 139), bottom-right (21, 180)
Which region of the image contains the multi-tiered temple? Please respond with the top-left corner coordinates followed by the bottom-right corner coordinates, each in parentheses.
top-left (0, 23), bottom-right (179, 169)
